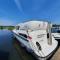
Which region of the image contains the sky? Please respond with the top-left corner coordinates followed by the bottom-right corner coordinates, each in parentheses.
top-left (0, 0), bottom-right (60, 25)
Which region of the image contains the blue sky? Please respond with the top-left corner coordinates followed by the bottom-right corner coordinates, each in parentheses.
top-left (0, 0), bottom-right (60, 25)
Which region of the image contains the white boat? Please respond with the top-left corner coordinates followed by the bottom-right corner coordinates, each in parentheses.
top-left (52, 28), bottom-right (60, 40)
top-left (13, 20), bottom-right (58, 60)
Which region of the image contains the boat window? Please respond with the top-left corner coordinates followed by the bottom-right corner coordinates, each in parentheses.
top-left (57, 30), bottom-right (60, 33)
top-left (19, 33), bottom-right (29, 42)
top-left (16, 26), bottom-right (20, 30)
top-left (19, 33), bottom-right (27, 38)
top-left (47, 33), bottom-right (49, 38)
top-left (36, 42), bottom-right (41, 50)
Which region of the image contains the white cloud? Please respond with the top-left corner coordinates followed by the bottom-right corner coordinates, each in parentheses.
top-left (14, 0), bottom-right (23, 12)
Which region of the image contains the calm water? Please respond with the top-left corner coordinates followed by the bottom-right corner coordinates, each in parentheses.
top-left (0, 30), bottom-right (21, 60)
top-left (0, 30), bottom-right (37, 60)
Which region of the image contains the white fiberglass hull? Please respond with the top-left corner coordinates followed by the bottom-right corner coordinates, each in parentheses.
top-left (13, 32), bottom-right (58, 60)
top-left (13, 32), bottom-right (33, 52)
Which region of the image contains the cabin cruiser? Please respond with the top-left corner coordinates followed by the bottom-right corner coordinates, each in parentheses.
top-left (13, 20), bottom-right (58, 60)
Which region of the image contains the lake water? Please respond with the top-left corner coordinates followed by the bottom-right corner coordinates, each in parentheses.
top-left (0, 30), bottom-right (37, 60)
top-left (0, 30), bottom-right (22, 60)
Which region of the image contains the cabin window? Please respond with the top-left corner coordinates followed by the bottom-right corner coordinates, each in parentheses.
top-left (19, 33), bottom-right (27, 38)
top-left (47, 33), bottom-right (49, 38)
top-left (57, 30), bottom-right (60, 33)
top-left (19, 33), bottom-right (28, 42)
top-left (36, 42), bottom-right (41, 50)
top-left (16, 26), bottom-right (20, 30)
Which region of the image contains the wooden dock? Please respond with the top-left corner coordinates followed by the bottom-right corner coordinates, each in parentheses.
top-left (51, 47), bottom-right (60, 60)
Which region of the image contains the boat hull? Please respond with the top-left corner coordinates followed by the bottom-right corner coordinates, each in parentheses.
top-left (13, 32), bottom-right (58, 60)
top-left (13, 33), bottom-right (34, 52)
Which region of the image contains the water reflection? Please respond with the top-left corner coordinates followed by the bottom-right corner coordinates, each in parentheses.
top-left (0, 30), bottom-right (37, 60)
top-left (0, 30), bottom-right (21, 60)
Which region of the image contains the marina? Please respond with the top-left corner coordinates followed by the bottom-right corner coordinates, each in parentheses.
top-left (0, 0), bottom-right (60, 60)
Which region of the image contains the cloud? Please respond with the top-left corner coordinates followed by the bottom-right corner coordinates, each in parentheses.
top-left (14, 0), bottom-right (29, 16)
top-left (14, 0), bottom-right (23, 12)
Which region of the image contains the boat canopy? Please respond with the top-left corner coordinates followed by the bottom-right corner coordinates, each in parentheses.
top-left (16, 21), bottom-right (48, 31)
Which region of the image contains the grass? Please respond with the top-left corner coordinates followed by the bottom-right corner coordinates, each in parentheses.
top-left (0, 26), bottom-right (15, 30)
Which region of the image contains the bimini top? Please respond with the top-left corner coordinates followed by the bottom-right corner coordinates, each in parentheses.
top-left (16, 20), bottom-right (49, 30)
